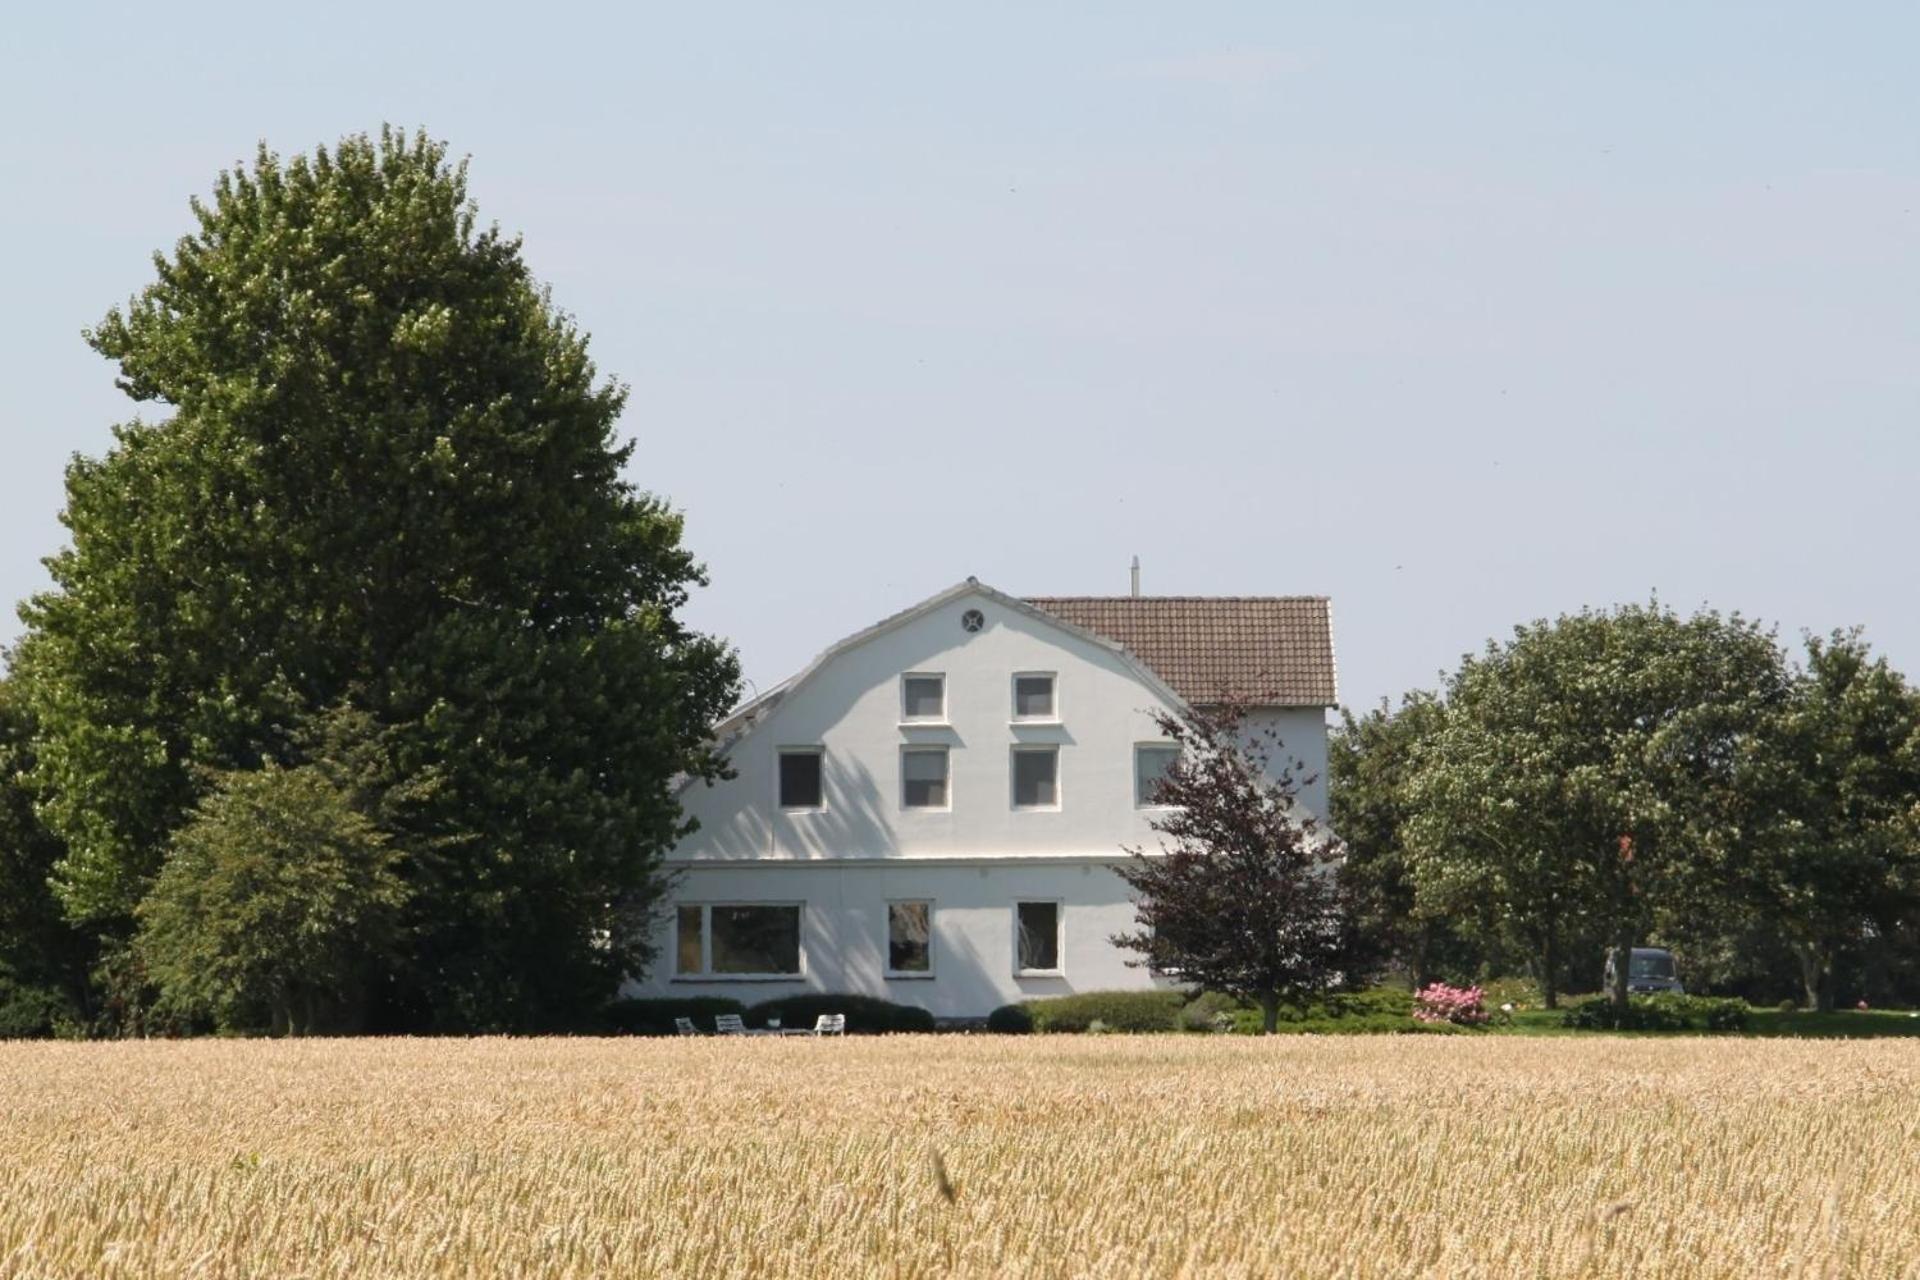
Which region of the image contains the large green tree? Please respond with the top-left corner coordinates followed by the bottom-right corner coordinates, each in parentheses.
top-left (1404, 604), bottom-right (1792, 1007)
top-left (1735, 632), bottom-right (1920, 1011)
top-left (14, 129), bottom-right (739, 1030)
top-left (0, 679), bottom-right (92, 1037)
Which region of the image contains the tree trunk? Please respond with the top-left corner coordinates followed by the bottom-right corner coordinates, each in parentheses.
top-left (1540, 924), bottom-right (1560, 1010)
top-left (1259, 993), bottom-right (1280, 1035)
top-left (1409, 922), bottom-right (1430, 991)
top-left (1793, 942), bottom-right (1835, 1013)
top-left (1608, 926), bottom-right (1633, 1008)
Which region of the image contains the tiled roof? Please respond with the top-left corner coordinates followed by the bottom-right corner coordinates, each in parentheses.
top-left (1026, 596), bottom-right (1337, 707)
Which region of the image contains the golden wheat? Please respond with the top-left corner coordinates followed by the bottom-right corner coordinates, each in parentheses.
top-left (2, 1035), bottom-right (1916, 1278)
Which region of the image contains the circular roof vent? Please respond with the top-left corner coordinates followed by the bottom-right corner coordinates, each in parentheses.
top-left (961, 609), bottom-right (984, 633)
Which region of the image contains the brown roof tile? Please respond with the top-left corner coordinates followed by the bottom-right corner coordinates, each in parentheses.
top-left (1026, 596), bottom-right (1337, 707)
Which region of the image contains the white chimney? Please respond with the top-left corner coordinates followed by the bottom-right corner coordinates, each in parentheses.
top-left (1130, 555), bottom-right (1140, 598)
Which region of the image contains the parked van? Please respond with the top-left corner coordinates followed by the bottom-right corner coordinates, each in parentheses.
top-left (1603, 947), bottom-right (1684, 995)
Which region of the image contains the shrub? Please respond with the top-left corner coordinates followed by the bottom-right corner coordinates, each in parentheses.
top-left (1023, 990), bottom-right (1186, 1034)
top-left (986, 1003), bottom-right (1034, 1034)
top-left (1180, 991), bottom-right (1243, 1033)
top-left (1479, 976), bottom-right (1543, 1009)
top-left (1413, 983), bottom-right (1490, 1026)
top-left (602, 997), bottom-right (745, 1036)
top-left (744, 994), bottom-right (935, 1034)
top-left (1560, 994), bottom-right (1748, 1033)
top-left (1778, 998), bottom-right (1799, 1014)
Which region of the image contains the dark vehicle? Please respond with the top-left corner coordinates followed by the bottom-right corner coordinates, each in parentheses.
top-left (1603, 947), bottom-right (1684, 996)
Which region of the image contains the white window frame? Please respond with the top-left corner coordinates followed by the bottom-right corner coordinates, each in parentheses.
top-left (900, 672), bottom-right (947, 724)
top-left (1013, 899), bottom-right (1065, 977)
top-left (1133, 742), bottom-right (1182, 809)
top-left (1010, 744), bottom-right (1062, 811)
top-left (884, 899), bottom-right (936, 979)
top-left (672, 902), bottom-right (807, 981)
top-left (1010, 671), bottom-right (1059, 723)
top-left (776, 746), bottom-right (826, 812)
top-left (900, 744), bottom-right (952, 811)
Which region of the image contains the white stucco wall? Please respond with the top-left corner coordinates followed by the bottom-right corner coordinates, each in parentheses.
top-left (623, 585), bottom-right (1332, 1017)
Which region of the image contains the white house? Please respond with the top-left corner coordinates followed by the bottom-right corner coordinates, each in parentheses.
top-left (625, 578), bottom-right (1339, 1019)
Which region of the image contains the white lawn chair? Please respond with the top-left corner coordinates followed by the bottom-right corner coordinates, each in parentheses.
top-left (715, 1013), bottom-right (748, 1036)
top-left (812, 1013), bottom-right (846, 1037)
top-left (674, 1016), bottom-right (699, 1037)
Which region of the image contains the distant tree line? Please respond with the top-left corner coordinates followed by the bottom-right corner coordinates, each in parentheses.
top-left (0, 130), bottom-right (739, 1038)
top-left (1332, 606), bottom-right (1920, 1012)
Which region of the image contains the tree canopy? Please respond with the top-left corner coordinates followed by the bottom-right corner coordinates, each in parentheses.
top-left (13, 129), bottom-right (739, 1031)
top-left (1113, 703), bottom-right (1355, 1032)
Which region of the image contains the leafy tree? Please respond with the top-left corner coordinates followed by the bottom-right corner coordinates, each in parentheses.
top-left (0, 679), bottom-right (92, 1037)
top-left (135, 763), bottom-right (406, 1034)
top-left (1734, 632), bottom-right (1920, 1011)
top-left (14, 129), bottom-right (739, 1029)
top-left (1405, 604), bottom-right (1792, 1007)
top-left (1329, 692), bottom-right (1470, 989)
top-left (1112, 702), bottom-right (1352, 1033)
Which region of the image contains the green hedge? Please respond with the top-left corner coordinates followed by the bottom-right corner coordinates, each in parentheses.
top-left (987, 1003), bottom-right (1035, 1034)
top-left (1017, 989), bottom-right (1187, 1033)
top-left (603, 996), bottom-right (746, 1036)
top-left (744, 994), bottom-right (935, 1034)
top-left (1561, 994), bottom-right (1749, 1032)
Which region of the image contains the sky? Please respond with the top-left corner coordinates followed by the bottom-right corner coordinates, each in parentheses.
top-left (3, 4), bottom-right (1917, 713)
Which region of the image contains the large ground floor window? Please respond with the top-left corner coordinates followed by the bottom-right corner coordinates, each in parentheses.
top-left (676, 903), bottom-right (804, 977)
top-left (1015, 900), bottom-right (1062, 974)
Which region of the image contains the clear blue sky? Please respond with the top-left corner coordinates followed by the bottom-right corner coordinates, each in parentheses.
top-left (4, 4), bottom-right (1916, 712)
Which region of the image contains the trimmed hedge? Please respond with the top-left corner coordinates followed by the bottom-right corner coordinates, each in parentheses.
top-left (987, 1003), bottom-right (1035, 1034)
top-left (744, 994), bottom-right (935, 1034)
top-left (603, 996), bottom-right (745, 1036)
top-left (1561, 994), bottom-right (1749, 1032)
top-left (1021, 990), bottom-right (1187, 1034)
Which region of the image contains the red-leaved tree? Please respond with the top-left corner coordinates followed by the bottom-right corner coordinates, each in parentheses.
top-left (1113, 701), bottom-right (1355, 1033)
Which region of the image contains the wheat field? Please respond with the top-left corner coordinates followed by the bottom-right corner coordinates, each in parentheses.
top-left (2, 1035), bottom-right (1916, 1279)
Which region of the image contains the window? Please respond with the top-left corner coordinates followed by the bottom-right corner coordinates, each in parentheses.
top-left (778, 748), bottom-right (823, 810)
top-left (1011, 746), bottom-right (1059, 809)
top-left (902, 746), bottom-right (950, 808)
top-left (1016, 901), bottom-right (1061, 973)
top-left (887, 901), bottom-right (932, 974)
top-left (1012, 673), bottom-right (1056, 720)
top-left (676, 904), bottom-right (704, 975)
top-left (901, 674), bottom-right (945, 721)
top-left (675, 904), bottom-right (803, 977)
top-left (1135, 744), bottom-right (1180, 807)
top-left (712, 905), bottom-right (802, 975)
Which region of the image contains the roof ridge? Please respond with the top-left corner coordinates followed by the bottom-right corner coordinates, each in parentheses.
top-left (1024, 594), bottom-right (1332, 603)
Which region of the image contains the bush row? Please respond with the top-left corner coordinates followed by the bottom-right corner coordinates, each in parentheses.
top-left (987, 986), bottom-right (1434, 1036)
top-left (603, 993), bottom-right (935, 1036)
top-left (1560, 993), bottom-right (1749, 1032)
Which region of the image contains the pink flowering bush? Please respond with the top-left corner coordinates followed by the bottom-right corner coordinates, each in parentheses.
top-left (1412, 982), bottom-right (1490, 1026)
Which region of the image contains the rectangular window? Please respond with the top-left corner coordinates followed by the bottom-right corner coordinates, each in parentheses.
top-left (1012, 673), bottom-right (1056, 720)
top-left (709, 905), bottom-right (802, 975)
top-left (1011, 746), bottom-right (1059, 809)
top-left (901, 674), bottom-right (945, 721)
top-left (887, 901), bottom-right (932, 974)
top-left (778, 748), bottom-right (824, 809)
top-left (902, 746), bottom-right (950, 809)
top-left (1016, 901), bottom-right (1061, 973)
top-left (676, 904), bottom-right (704, 975)
top-left (1135, 744), bottom-right (1180, 807)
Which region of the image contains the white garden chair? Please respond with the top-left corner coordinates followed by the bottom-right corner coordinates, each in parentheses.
top-left (812, 1013), bottom-right (846, 1037)
top-left (715, 1014), bottom-right (748, 1036)
top-left (674, 1016), bottom-right (699, 1036)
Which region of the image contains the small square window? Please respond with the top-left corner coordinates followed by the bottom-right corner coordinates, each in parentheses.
top-left (888, 901), bottom-right (932, 974)
top-left (1016, 901), bottom-right (1060, 972)
top-left (1012, 746), bottom-right (1058, 809)
top-left (1013, 674), bottom-right (1055, 720)
top-left (1135, 744), bottom-right (1180, 807)
top-left (902, 674), bottom-right (945, 721)
top-left (902, 746), bottom-right (949, 808)
top-left (778, 749), bottom-right (823, 809)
